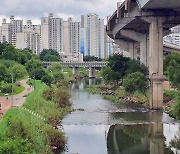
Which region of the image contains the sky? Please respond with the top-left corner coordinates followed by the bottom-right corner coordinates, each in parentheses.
top-left (0, 0), bottom-right (122, 25)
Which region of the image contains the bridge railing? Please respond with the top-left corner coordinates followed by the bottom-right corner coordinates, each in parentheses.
top-left (42, 61), bottom-right (108, 68)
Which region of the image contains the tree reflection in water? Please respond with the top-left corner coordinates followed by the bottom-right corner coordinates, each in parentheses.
top-left (107, 124), bottom-right (174, 154)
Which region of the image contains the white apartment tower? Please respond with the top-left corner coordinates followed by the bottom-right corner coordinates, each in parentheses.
top-left (9, 16), bottom-right (23, 46)
top-left (16, 20), bottom-right (41, 54)
top-left (81, 14), bottom-right (105, 58)
top-left (63, 18), bottom-right (80, 54)
top-left (1, 18), bottom-right (10, 43)
top-left (41, 13), bottom-right (63, 53)
top-left (0, 16), bottom-right (23, 46)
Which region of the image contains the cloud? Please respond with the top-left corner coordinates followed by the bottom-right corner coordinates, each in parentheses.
top-left (0, 0), bottom-right (122, 25)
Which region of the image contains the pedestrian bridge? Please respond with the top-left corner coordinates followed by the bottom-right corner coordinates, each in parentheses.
top-left (42, 61), bottom-right (108, 78)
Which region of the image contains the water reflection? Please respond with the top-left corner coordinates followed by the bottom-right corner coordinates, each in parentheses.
top-left (62, 79), bottom-right (180, 154)
top-left (107, 124), bottom-right (174, 154)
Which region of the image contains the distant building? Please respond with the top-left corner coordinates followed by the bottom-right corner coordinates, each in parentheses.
top-left (41, 13), bottom-right (64, 53)
top-left (0, 16), bottom-right (41, 54)
top-left (81, 13), bottom-right (112, 59)
top-left (164, 25), bottom-right (180, 46)
top-left (16, 20), bottom-right (41, 54)
top-left (41, 14), bottom-right (81, 61)
top-left (63, 18), bottom-right (80, 55)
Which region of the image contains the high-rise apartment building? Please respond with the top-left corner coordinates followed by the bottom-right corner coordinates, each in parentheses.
top-left (9, 16), bottom-right (23, 46)
top-left (61, 18), bottom-right (82, 62)
top-left (63, 18), bottom-right (80, 54)
top-left (41, 13), bottom-right (63, 53)
top-left (0, 16), bottom-right (23, 45)
top-left (41, 14), bottom-right (82, 61)
top-left (16, 20), bottom-right (41, 54)
top-left (81, 13), bottom-right (111, 59)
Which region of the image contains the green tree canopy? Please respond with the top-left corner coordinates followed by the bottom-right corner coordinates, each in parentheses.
top-left (101, 67), bottom-right (120, 85)
top-left (39, 49), bottom-right (60, 62)
top-left (123, 72), bottom-right (148, 96)
top-left (126, 60), bottom-right (148, 76)
top-left (164, 53), bottom-right (180, 89)
top-left (49, 63), bottom-right (62, 73)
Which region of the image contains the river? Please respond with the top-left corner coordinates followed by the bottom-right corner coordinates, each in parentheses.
top-left (62, 79), bottom-right (180, 154)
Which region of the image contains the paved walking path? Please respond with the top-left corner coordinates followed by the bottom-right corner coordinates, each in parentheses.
top-left (0, 78), bottom-right (34, 116)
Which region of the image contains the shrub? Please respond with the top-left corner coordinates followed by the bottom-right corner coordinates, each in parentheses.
top-left (44, 126), bottom-right (66, 149)
top-left (54, 88), bottom-right (71, 108)
top-left (169, 93), bottom-right (180, 120)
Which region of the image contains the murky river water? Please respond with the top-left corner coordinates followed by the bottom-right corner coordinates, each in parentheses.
top-left (62, 79), bottom-right (180, 154)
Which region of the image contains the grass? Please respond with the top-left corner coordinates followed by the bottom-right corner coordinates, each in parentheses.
top-left (86, 84), bottom-right (149, 106)
top-left (0, 79), bottom-right (69, 153)
top-left (164, 89), bottom-right (180, 120)
top-left (24, 80), bottom-right (70, 125)
top-left (86, 85), bottom-right (102, 94)
top-left (0, 85), bottom-right (25, 96)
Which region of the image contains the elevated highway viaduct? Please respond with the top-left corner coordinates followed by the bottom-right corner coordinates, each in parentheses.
top-left (107, 0), bottom-right (180, 109)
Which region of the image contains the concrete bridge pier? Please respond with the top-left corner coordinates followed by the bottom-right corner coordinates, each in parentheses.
top-left (149, 124), bottom-right (165, 154)
top-left (89, 67), bottom-right (96, 78)
top-left (72, 67), bottom-right (79, 76)
top-left (140, 35), bottom-right (149, 67)
top-left (147, 17), bottom-right (165, 109)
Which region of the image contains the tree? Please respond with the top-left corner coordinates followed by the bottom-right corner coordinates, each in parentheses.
top-left (25, 58), bottom-right (42, 74)
top-left (41, 73), bottom-right (52, 86)
top-left (164, 53), bottom-right (180, 89)
top-left (0, 64), bottom-right (7, 82)
top-left (52, 72), bottom-right (64, 83)
top-left (101, 67), bottom-right (120, 85)
top-left (123, 72), bottom-right (148, 97)
top-left (107, 54), bottom-right (130, 84)
top-left (49, 63), bottom-right (62, 73)
top-left (39, 49), bottom-right (60, 62)
top-left (126, 60), bottom-right (148, 76)
top-left (9, 63), bottom-right (27, 81)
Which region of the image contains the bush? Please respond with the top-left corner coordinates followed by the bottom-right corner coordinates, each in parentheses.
top-left (1, 83), bottom-right (12, 93)
top-left (169, 93), bottom-right (180, 120)
top-left (44, 126), bottom-right (66, 149)
top-left (123, 72), bottom-right (148, 96)
top-left (54, 88), bottom-right (71, 108)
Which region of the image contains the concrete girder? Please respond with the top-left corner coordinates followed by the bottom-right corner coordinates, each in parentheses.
top-left (120, 30), bottom-right (149, 66)
top-left (112, 17), bottom-right (136, 38)
top-left (114, 39), bottom-right (138, 60)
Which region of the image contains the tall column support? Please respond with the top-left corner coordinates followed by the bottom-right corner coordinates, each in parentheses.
top-left (72, 67), bottom-right (79, 76)
top-left (140, 34), bottom-right (149, 67)
top-left (148, 17), bottom-right (165, 109)
top-left (89, 67), bottom-right (96, 78)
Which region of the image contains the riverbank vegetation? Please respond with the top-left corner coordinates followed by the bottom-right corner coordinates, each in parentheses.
top-left (0, 80), bottom-right (68, 153)
top-left (86, 54), bottom-right (149, 106)
top-left (163, 52), bottom-right (180, 120)
top-left (0, 42), bottom-right (72, 153)
top-left (87, 53), bottom-right (180, 120)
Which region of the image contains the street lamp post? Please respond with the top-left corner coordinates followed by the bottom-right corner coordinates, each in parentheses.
top-left (34, 70), bottom-right (36, 90)
top-left (11, 73), bottom-right (14, 106)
